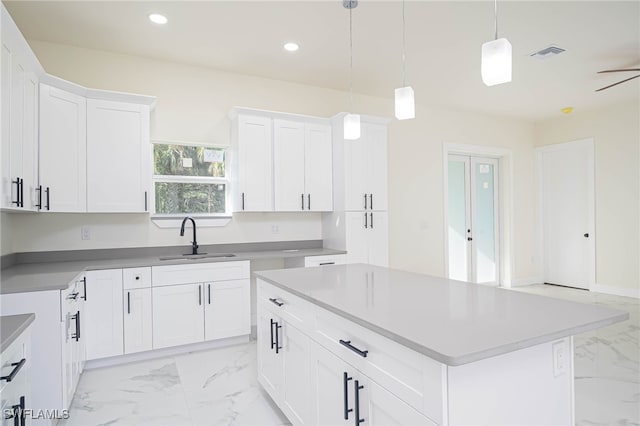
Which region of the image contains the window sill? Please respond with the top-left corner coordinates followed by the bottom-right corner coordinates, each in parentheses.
top-left (151, 215), bottom-right (232, 228)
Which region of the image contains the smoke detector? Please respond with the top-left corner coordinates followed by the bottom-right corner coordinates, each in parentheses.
top-left (530, 45), bottom-right (566, 60)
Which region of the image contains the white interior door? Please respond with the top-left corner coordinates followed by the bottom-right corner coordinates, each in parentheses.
top-left (447, 155), bottom-right (499, 285)
top-left (538, 139), bottom-right (594, 290)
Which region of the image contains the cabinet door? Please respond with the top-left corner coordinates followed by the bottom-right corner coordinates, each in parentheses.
top-left (344, 138), bottom-right (368, 212)
top-left (237, 114), bottom-right (273, 211)
top-left (281, 321), bottom-right (311, 425)
top-left (310, 342), bottom-right (362, 426)
top-left (304, 123), bottom-right (333, 212)
top-left (9, 50), bottom-right (25, 208)
top-left (204, 279), bottom-right (250, 340)
top-left (345, 212), bottom-right (370, 264)
top-left (123, 288), bottom-right (153, 354)
top-left (274, 119), bottom-right (305, 211)
top-left (84, 270), bottom-right (124, 360)
top-left (368, 212), bottom-right (389, 267)
top-left (86, 99), bottom-right (150, 212)
top-left (21, 72), bottom-right (38, 211)
top-left (256, 304), bottom-right (283, 400)
top-left (367, 380), bottom-right (435, 426)
top-left (152, 284), bottom-right (204, 349)
top-left (39, 84), bottom-right (87, 212)
top-left (364, 123), bottom-right (388, 211)
top-left (1, 38), bottom-right (11, 208)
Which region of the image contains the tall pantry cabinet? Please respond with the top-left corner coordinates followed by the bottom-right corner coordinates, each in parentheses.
top-left (322, 114), bottom-right (390, 267)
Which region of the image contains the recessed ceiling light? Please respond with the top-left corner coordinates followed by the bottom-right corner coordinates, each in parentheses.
top-left (149, 14), bottom-right (168, 25)
top-left (284, 42), bottom-right (299, 52)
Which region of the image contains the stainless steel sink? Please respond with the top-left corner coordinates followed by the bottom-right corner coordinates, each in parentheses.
top-left (159, 253), bottom-right (236, 261)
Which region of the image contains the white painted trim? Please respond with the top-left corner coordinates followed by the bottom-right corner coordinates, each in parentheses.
top-left (536, 138), bottom-right (595, 291)
top-left (443, 143), bottom-right (514, 288)
top-left (151, 216), bottom-right (232, 228)
top-left (85, 335), bottom-right (250, 369)
top-left (229, 106), bottom-right (331, 125)
top-left (591, 283), bottom-right (640, 299)
top-left (511, 277), bottom-right (543, 287)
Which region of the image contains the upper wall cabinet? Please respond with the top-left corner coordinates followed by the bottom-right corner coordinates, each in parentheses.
top-left (231, 113), bottom-right (274, 212)
top-left (39, 84), bottom-right (87, 212)
top-left (273, 119), bottom-right (332, 212)
top-left (87, 98), bottom-right (151, 213)
top-left (1, 6), bottom-right (42, 212)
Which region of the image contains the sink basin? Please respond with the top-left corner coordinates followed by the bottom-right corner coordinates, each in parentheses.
top-left (159, 253), bottom-right (236, 261)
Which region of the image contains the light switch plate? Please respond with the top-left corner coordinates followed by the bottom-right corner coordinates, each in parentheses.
top-left (552, 340), bottom-right (567, 377)
top-left (81, 226), bottom-right (91, 240)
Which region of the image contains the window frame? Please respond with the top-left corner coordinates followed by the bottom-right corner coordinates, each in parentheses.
top-left (151, 140), bottom-right (231, 220)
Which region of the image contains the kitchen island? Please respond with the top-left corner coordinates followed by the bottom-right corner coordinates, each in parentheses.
top-left (255, 264), bottom-right (627, 425)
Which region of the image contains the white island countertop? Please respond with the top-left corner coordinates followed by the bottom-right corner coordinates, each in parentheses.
top-left (254, 264), bottom-right (628, 366)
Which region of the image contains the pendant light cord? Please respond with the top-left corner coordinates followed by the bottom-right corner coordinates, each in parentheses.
top-left (494, 0), bottom-right (498, 40)
top-left (402, 0), bottom-right (406, 87)
top-left (349, 5), bottom-right (354, 112)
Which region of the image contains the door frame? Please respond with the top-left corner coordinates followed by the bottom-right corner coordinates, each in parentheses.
top-left (443, 143), bottom-right (513, 287)
top-left (535, 138), bottom-right (595, 290)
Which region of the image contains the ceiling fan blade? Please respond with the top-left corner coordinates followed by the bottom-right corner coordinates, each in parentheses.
top-left (597, 68), bottom-right (640, 74)
top-left (595, 74), bottom-right (640, 92)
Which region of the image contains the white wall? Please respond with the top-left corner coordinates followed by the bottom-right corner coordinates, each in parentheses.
top-left (534, 101), bottom-right (640, 293)
top-left (6, 41), bottom-right (540, 285)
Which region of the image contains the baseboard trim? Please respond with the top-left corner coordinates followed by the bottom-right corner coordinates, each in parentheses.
top-left (85, 335), bottom-right (251, 369)
top-left (510, 277), bottom-right (542, 287)
top-left (591, 283), bottom-right (640, 299)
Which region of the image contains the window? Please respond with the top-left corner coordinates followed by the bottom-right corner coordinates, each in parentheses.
top-left (152, 142), bottom-right (228, 216)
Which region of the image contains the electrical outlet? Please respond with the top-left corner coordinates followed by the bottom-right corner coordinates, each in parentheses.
top-left (271, 225), bottom-right (279, 234)
top-left (552, 340), bottom-right (567, 377)
top-left (81, 226), bottom-right (91, 241)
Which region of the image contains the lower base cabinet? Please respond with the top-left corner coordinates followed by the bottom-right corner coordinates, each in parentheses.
top-left (152, 283), bottom-right (205, 349)
top-left (204, 279), bottom-right (250, 340)
top-left (123, 288), bottom-right (153, 354)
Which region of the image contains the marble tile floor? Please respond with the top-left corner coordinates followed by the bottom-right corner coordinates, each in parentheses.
top-left (61, 284), bottom-right (638, 426)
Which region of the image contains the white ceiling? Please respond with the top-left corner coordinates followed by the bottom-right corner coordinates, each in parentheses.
top-left (4, 0), bottom-right (639, 121)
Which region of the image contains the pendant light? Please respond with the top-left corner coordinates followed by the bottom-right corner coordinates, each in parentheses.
top-left (394, 0), bottom-right (415, 120)
top-left (481, 0), bottom-right (512, 86)
top-left (344, 0), bottom-right (360, 140)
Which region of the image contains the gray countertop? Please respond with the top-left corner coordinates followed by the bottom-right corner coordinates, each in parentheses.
top-left (254, 264), bottom-right (629, 366)
top-left (0, 247), bottom-right (345, 294)
top-left (1, 313), bottom-right (35, 352)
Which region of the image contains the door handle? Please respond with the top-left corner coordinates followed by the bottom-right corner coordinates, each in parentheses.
top-left (339, 339), bottom-right (368, 357)
top-left (81, 277), bottom-right (87, 300)
top-left (343, 372), bottom-right (353, 420)
top-left (198, 285), bottom-right (202, 306)
top-left (45, 187), bottom-right (50, 210)
top-left (0, 358), bottom-right (26, 382)
top-left (354, 380), bottom-right (365, 425)
top-left (270, 319), bottom-right (276, 350)
top-left (144, 191), bottom-right (148, 211)
top-left (241, 192), bottom-right (245, 210)
top-left (370, 212), bottom-right (373, 229)
top-left (364, 212), bottom-right (368, 229)
top-left (127, 292), bottom-right (131, 314)
top-left (584, 233), bottom-right (589, 238)
top-left (364, 193), bottom-right (367, 210)
top-left (35, 185), bottom-right (42, 210)
top-left (369, 194), bottom-right (373, 210)
top-left (301, 193), bottom-right (305, 210)
top-left (275, 322), bottom-right (282, 354)
top-left (208, 284), bottom-right (211, 305)
top-left (72, 311), bottom-right (80, 341)
top-left (308, 194), bottom-right (311, 210)
top-left (11, 177), bottom-right (20, 207)
top-left (269, 297), bottom-right (284, 307)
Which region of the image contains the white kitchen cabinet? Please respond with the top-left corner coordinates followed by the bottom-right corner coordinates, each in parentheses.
top-left (367, 380), bottom-right (435, 426)
top-left (123, 288), bottom-right (153, 354)
top-left (231, 113), bottom-right (273, 212)
top-left (1, 7), bottom-right (40, 212)
top-left (152, 283), bottom-right (205, 349)
top-left (1, 320), bottom-right (32, 426)
top-left (84, 269), bottom-right (124, 360)
top-left (342, 211), bottom-right (388, 267)
top-left (39, 83), bottom-right (87, 212)
top-left (86, 98), bottom-right (150, 213)
top-left (204, 279), bottom-right (250, 340)
top-left (257, 306), bottom-right (282, 399)
top-left (273, 119), bottom-right (332, 212)
top-left (61, 278), bottom-right (86, 407)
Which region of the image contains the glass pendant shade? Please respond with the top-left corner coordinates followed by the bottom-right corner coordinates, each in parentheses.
top-left (481, 38), bottom-right (512, 86)
top-left (394, 86), bottom-right (415, 120)
top-left (344, 113), bottom-right (361, 140)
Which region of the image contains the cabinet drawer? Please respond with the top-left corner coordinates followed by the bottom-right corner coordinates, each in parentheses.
top-left (257, 279), bottom-right (314, 333)
top-left (0, 327), bottom-right (30, 396)
top-left (313, 308), bottom-right (445, 424)
top-left (152, 261), bottom-right (250, 287)
top-left (123, 267), bottom-right (151, 289)
top-left (304, 254), bottom-right (346, 267)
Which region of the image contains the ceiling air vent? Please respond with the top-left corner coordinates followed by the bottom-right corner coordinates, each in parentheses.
top-left (530, 45), bottom-right (566, 59)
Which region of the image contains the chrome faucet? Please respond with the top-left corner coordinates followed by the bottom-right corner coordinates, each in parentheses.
top-left (180, 216), bottom-right (199, 255)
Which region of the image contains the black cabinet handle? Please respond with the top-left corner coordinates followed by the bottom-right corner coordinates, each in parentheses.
top-left (308, 194), bottom-right (311, 210)
top-left (275, 322), bottom-right (282, 354)
top-left (81, 277), bottom-right (87, 300)
top-left (198, 285), bottom-right (202, 306)
top-left (35, 185), bottom-right (42, 210)
top-left (45, 187), bottom-right (50, 210)
top-left (339, 339), bottom-right (368, 358)
top-left (354, 380), bottom-right (364, 425)
top-left (370, 212), bottom-right (373, 229)
top-left (364, 212), bottom-right (368, 229)
top-left (19, 178), bottom-right (24, 207)
top-left (0, 358), bottom-right (26, 382)
top-left (319, 262), bottom-right (335, 266)
top-left (67, 292), bottom-right (79, 300)
top-left (241, 192), bottom-right (245, 210)
top-left (208, 284), bottom-right (211, 305)
top-left (369, 194), bottom-right (373, 210)
top-left (301, 193), bottom-right (304, 210)
top-left (584, 233), bottom-right (589, 238)
top-left (343, 372), bottom-right (353, 420)
top-left (270, 319), bottom-right (276, 350)
top-left (269, 297), bottom-right (284, 307)
top-left (364, 193), bottom-right (367, 210)
top-left (127, 292), bottom-right (131, 314)
top-left (11, 396), bottom-right (25, 426)
top-left (467, 237), bottom-right (473, 241)
top-left (11, 177), bottom-right (20, 207)
top-left (144, 191), bottom-right (148, 211)
top-left (72, 311), bottom-right (80, 341)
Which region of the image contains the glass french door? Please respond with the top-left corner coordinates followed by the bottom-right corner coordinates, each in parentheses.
top-left (447, 155), bottom-right (499, 285)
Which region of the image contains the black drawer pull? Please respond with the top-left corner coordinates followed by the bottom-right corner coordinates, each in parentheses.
top-left (67, 292), bottom-right (79, 300)
top-left (354, 380), bottom-right (364, 425)
top-left (35, 185), bottom-right (42, 210)
top-left (343, 372), bottom-right (353, 420)
top-left (319, 262), bottom-right (335, 266)
top-left (275, 322), bottom-right (282, 354)
top-left (269, 297), bottom-right (284, 307)
top-left (339, 339), bottom-right (368, 358)
top-left (72, 311), bottom-right (81, 341)
top-left (270, 318), bottom-right (276, 350)
top-left (1, 358), bottom-right (26, 382)
top-left (45, 187), bottom-right (50, 210)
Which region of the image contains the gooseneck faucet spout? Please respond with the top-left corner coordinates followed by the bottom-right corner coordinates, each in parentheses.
top-left (180, 216), bottom-right (199, 255)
